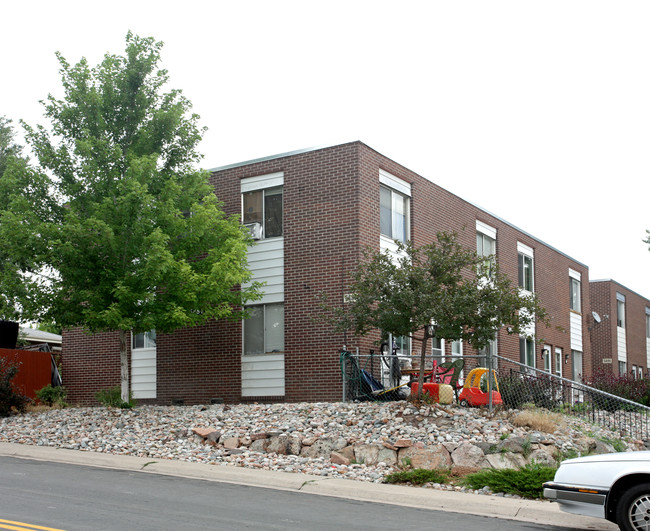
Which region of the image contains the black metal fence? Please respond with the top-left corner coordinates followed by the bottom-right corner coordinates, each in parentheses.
top-left (340, 350), bottom-right (650, 440)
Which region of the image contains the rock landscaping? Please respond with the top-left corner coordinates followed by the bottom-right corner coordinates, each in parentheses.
top-left (0, 401), bottom-right (643, 492)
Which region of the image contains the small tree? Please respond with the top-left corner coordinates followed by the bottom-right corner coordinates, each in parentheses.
top-left (1, 33), bottom-right (261, 401)
top-left (327, 232), bottom-right (547, 397)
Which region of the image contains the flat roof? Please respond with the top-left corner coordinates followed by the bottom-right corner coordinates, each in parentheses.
top-left (208, 141), bottom-right (588, 268)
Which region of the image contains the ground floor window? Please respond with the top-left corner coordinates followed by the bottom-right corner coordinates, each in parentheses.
top-left (243, 303), bottom-right (284, 355)
top-left (618, 360), bottom-right (627, 377)
top-left (132, 330), bottom-right (156, 349)
top-left (520, 336), bottom-right (535, 368)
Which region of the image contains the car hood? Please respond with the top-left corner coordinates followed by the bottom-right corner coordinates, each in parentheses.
top-left (561, 451), bottom-right (650, 466)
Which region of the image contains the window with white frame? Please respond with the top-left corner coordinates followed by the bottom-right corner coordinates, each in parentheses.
top-left (617, 293), bottom-right (626, 328)
top-left (640, 367), bottom-right (644, 379)
top-left (379, 170), bottom-right (411, 243)
top-left (619, 360), bottom-right (627, 376)
top-left (243, 303), bottom-right (284, 355)
top-left (517, 243), bottom-right (534, 293)
top-left (243, 186), bottom-right (283, 239)
top-left (542, 346), bottom-right (551, 372)
top-left (476, 221), bottom-right (497, 277)
top-left (380, 186), bottom-right (409, 242)
top-left (520, 336), bottom-right (535, 368)
top-left (632, 365), bottom-right (638, 379)
top-left (478, 335), bottom-right (498, 369)
top-left (554, 347), bottom-right (562, 377)
top-left (132, 330), bottom-right (156, 349)
top-left (569, 273), bottom-right (581, 313)
top-left (431, 336), bottom-right (444, 362)
top-left (451, 339), bottom-right (462, 360)
top-left (646, 309), bottom-right (650, 338)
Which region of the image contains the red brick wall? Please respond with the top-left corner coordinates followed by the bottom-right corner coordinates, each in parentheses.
top-left (62, 328), bottom-right (122, 405)
top-left (590, 280), bottom-right (650, 376)
top-left (62, 141), bottom-right (595, 404)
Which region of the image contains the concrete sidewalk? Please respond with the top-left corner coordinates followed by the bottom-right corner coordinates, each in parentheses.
top-left (0, 442), bottom-right (615, 530)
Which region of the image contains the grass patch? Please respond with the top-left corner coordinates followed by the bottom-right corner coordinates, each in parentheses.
top-left (384, 468), bottom-right (451, 485)
top-left (511, 408), bottom-right (564, 434)
top-left (461, 463), bottom-right (557, 498)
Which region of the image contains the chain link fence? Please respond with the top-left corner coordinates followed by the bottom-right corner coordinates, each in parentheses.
top-left (340, 349), bottom-right (650, 440)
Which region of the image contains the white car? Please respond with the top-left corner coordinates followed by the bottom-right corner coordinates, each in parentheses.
top-left (544, 451), bottom-right (650, 531)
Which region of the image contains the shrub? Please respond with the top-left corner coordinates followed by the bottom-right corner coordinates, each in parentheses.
top-left (586, 368), bottom-right (650, 409)
top-left (384, 468), bottom-right (451, 485)
top-left (461, 463), bottom-right (557, 498)
top-left (95, 386), bottom-right (135, 409)
top-left (499, 372), bottom-right (560, 410)
top-left (35, 384), bottom-right (68, 407)
top-left (0, 357), bottom-right (29, 417)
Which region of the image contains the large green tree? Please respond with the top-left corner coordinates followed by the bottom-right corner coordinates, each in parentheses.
top-left (327, 232), bottom-right (547, 397)
top-left (1, 33), bottom-right (260, 401)
top-left (0, 117), bottom-right (52, 321)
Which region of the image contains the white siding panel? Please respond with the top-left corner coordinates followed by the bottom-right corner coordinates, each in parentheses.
top-left (131, 347), bottom-right (156, 399)
top-left (569, 312), bottom-right (583, 351)
top-left (646, 338), bottom-right (650, 368)
top-left (243, 238), bottom-right (284, 305)
top-left (618, 327), bottom-right (627, 361)
top-left (241, 354), bottom-right (285, 397)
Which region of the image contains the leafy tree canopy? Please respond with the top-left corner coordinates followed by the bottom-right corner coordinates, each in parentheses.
top-left (0, 33), bottom-right (261, 399)
top-left (325, 232), bottom-right (547, 395)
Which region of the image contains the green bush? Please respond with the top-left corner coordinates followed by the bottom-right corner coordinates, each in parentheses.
top-left (586, 368), bottom-right (650, 410)
top-left (0, 357), bottom-right (29, 417)
top-left (95, 386), bottom-right (135, 409)
top-left (384, 468), bottom-right (451, 485)
top-left (499, 373), bottom-right (559, 410)
top-left (35, 384), bottom-right (68, 407)
top-left (460, 463), bottom-right (557, 498)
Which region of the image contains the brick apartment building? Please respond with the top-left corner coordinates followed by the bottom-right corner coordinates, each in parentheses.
top-left (590, 279), bottom-right (650, 378)
top-left (62, 141), bottom-right (593, 405)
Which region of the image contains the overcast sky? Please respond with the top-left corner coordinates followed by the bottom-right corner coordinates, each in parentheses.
top-left (4, 1), bottom-right (650, 298)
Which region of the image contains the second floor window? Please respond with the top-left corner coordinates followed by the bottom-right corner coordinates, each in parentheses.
top-left (477, 232), bottom-right (496, 277)
top-left (617, 293), bottom-right (626, 328)
top-left (243, 186), bottom-right (283, 238)
top-left (518, 252), bottom-right (534, 292)
top-left (570, 277), bottom-right (581, 312)
top-left (380, 185), bottom-right (409, 243)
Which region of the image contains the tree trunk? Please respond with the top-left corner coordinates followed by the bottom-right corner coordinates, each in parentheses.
top-left (417, 330), bottom-right (429, 400)
top-left (119, 329), bottom-right (129, 403)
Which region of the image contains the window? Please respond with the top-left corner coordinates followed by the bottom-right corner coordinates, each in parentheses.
top-left (640, 367), bottom-right (644, 379)
top-left (617, 293), bottom-right (626, 328)
top-left (243, 186), bottom-right (283, 238)
top-left (520, 336), bottom-right (535, 368)
top-left (380, 185), bottom-right (409, 242)
top-left (517, 243), bottom-right (534, 293)
top-left (542, 346), bottom-right (551, 372)
top-left (431, 336), bottom-right (444, 361)
top-left (478, 335), bottom-right (497, 369)
top-left (570, 277), bottom-right (581, 313)
top-left (619, 360), bottom-right (627, 376)
top-left (132, 330), bottom-right (156, 349)
top-left (243, 303), bottom-right (284, 355)
top-left (451, 340), bottom-right (462, 360)
top-left (477, 233), bottom-right (496, 276)
top-left (554, 347), bottom-right (562, 378)
top-left (518, 252), bottom-right (534, 292)
top-left (646, 308), bottom-right (650, 338)
top-left (632, 365), bottom-right (638, 380)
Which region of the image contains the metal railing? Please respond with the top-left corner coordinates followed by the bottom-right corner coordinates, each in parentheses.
top-left (340, 349), bottom-right (650, 440)
top-left (494, 354), bottom-right (650, 440)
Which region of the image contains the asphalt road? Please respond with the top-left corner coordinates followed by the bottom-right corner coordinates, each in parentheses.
top-left (0, 457), bottom-right (590, 531)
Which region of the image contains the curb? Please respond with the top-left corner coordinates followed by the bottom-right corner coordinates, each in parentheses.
top-left (0, 442), bottom-right (616, 530)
